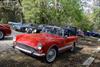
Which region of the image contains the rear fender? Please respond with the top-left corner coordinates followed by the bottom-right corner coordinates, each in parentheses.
top-left (0, 30), bottom-right (5, 36)
top-left (67, 36), bottom-right (78, 42)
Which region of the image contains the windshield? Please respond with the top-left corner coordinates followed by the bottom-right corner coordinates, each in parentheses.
top-left (41, 27), bottom-right (53, 34)
top-left (41, 26), bottom-right (64, 36)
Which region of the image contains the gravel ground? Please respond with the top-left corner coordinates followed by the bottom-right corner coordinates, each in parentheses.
top-left (0, 30), bottom-right (99, 67)
top-left (0, 30), bottom-right (23, 51)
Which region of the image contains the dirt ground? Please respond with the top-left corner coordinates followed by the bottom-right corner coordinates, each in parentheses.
top-left (0, 31), bottom-right (99, 67)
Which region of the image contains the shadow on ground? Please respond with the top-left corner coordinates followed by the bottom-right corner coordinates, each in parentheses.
top-left (0, 47), bottom-right (89, 67)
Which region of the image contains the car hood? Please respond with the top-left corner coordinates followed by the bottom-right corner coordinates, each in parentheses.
top-left (16, 33), bottom-right (58, 48)
top-left (0, 24), bottom-right (10, 29)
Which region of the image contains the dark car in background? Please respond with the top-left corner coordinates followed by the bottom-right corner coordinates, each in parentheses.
top-left (63, 26), bottom-right (77, 36)
top-left (84, 31), bottom-right (100, 38)
top-left (12, 23), bottom-right (34, 32)
top-left (12, 23), bottom-right (23, 30)
top-left (25, 24), bottom-right (38, 33)
top-left (17, 24), bottom-right (33, 32)
top-left (8, 22), bottom-right (23, 30)
top-left (0, 24), bottom-right (11, 40)
top-left (36, 24), bottom-right (50, 33)
top-left (26, 25), bottom-right (78, 36)
top-left (26, 24), bottom-right (47, 33)
top-left (9, 21), bottom-right (35, 32)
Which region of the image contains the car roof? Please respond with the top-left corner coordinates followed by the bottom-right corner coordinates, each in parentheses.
top-left (44, 25), bottom-right (62, 29)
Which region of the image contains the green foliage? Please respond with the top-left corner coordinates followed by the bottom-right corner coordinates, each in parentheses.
top-left (93, 8), bottom-right (100, 29)
top-left (0, 0), bottom-right (95, 31)
top-left (0, 18), bottom-right (7, 23)
top-left (22, 0), bottom-right (42, 23)
top-left (0, 0), bottom-right (22, 22)
top-left (22, 0), bottom-right (92, 31)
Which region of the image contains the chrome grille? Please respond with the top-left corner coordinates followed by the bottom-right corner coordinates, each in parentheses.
top-left (16, 42), bottom-right (35, 52)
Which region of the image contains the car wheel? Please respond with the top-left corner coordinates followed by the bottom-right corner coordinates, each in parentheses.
top-left (45, 48), bottom-right (57, 63)
top-left (0, 31), bottom-right (4, 40)
top-left (70, 42), bottom-right (76, 52)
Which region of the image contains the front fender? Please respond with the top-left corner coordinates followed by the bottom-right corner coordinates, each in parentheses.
top-left (42, 41), bottom-right (59, 54)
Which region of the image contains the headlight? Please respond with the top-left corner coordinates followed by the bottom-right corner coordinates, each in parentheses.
top-left (25, 28), bottom-right (32, 32)
top-left (25, 28), bottom-right (28, 31)
top-left (33, 29), bottom-right (37, 33)
top-left (37, 43), bottom-right (42, 50)
top-left (13, 37), bottom-right (16, 41)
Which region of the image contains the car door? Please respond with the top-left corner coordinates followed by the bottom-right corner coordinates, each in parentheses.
top-left (55, 29), bottom-right (69, 50)
top-left (64, 36), bottom-right (74, 46)
top-left (57, 36), bottom-right (71, 51)
top-left (52, 28), bottom-right (65, 49)
top-left (59, 29), bottom-right (74, 51)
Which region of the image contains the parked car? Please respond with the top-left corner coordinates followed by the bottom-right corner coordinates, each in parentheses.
top-left (13, 26), bottom-right (78, 63)
top-left (13, 23), bottom-right (34, 32)
top-left (84, 31), bottom-right (100, 38)
top-left (8, 22), bottom-right (22, 29)
top-left (92, 32), bottom-right (100, 38)
top-left (8, 22), bottom-right (22, 28)
top-left (12, 23), bottom-right (22, 29)
top-left (63, 26), bottom-right (77, 36)
top-left (84, 31), bottom-right (91, 36)
top-left (77, 29), bottom-right (84, 36)
top-left (26, 24), bottom-right (50, 33)
top-left (27, 24), bottom-right (47, 33)
top-left (25, 24), bottom-right (38, 33)
top-left (0, 24), bottom-right (11, 40)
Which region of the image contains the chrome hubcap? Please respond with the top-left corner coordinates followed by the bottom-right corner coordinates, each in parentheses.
top-left (46, 49), bottom-right (56, 62)
top-left (0, 31), bottom-right (3, 39)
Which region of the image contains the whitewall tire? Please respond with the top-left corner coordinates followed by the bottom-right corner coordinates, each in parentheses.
top-left (0, 31), bottom-right (4, 40)
top-left (45, 48), bottom-right (57, 63)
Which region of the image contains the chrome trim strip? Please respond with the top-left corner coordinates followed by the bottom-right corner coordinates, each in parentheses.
top-left (58, 45), bottom-right (73, 51)
top-left (15, 46), bottom-right (45, 56)
top-left (33, 53), bottom-right (45, 56)
top-left (15, 46), bottom-right (32, 54)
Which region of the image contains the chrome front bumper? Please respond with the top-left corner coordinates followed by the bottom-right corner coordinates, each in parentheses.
top-left (15, 45), bottom-right (45, 56)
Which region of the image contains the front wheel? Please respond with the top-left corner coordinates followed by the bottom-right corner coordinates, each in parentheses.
top-left (0, 31), bottom-right (4, 40)
top-left (45, 48), bottom-right (57, 63)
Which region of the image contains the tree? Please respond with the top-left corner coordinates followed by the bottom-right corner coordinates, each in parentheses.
top-left (93, 8), bottom-right (100, 30)
top-left (0, 0), bottom-right (22, 22)
top-left (22, 0), bottom-right (91, 31)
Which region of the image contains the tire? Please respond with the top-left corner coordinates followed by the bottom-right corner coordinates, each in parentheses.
top-left (0, 31), bottom-right (4, 40)
top-left (45, 48), bottom-right (57, 63)
top-left (70, 42), bottom-right (76, 52)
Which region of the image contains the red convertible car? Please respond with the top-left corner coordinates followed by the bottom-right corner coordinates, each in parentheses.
top-left (0, 24), bottom-right (11, 40)
top-left (13, 26), bottom-right (78, 63)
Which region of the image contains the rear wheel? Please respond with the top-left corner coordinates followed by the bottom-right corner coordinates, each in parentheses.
top-left (0, 31), bottom-right (4, 40)
top-left (45, 48), bottom-right (57, 63)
